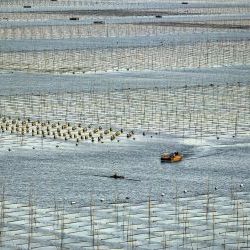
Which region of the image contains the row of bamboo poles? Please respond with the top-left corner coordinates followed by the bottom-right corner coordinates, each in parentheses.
top-left (0, 83), bottom-right (249, 139)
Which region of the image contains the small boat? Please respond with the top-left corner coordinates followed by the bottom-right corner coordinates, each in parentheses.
top-left (110, 173), bottom-right (125, 179)
top-left (161, 151), bottom-right (183, 162)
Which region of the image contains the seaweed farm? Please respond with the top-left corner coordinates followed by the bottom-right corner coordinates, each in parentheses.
top-left (0, 0), bottom-right (250, 249)
top-left (0, 83), bottom-right (249, 140)
top-left (1, 190), bottom-right (250, 249)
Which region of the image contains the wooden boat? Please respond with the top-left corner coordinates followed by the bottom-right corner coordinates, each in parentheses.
top-left (161, 152), bottom-right (183, 162)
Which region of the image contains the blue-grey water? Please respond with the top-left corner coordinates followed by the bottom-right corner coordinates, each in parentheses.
top-left (0, 133), bottom-right (249, 208)
top-left (2, 32), bottom-right (249, 52)
top-left (1, 66), bottom-right (250, 95)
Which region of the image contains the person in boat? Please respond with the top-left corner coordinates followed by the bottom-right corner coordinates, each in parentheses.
top-left (161, 151), bottom-right (182, 162)
top-left (169, 152), bottom-right (175, 158)
top-left (169, 152), bottom-right (179, 158)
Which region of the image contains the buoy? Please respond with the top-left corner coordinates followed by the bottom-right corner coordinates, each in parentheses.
top-left (240, 184), bottom-right (244, 188)
top-left (161, 193), bottom-right (165, 197)
top-left (127, 133), bottom-right (131, 138)
top-left (183, 190), bottom-right (187, 193)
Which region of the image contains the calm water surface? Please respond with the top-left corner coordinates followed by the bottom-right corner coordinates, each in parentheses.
top-left (0, 133), bottom-right (249, 208)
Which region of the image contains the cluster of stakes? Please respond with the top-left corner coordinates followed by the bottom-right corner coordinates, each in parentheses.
top-left (0, 116), bottom-right (136, 146)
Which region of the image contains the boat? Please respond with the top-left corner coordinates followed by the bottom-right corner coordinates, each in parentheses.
top-left (110, 173), bottom-right (125, 179)
top-left (161, 151), bottom-right (183, 162)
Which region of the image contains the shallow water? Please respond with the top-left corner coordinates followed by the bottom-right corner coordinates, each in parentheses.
top-left (0, 133), bottom-right (249, 208)
top-left (0, 0), bottom-right (249, 213)
top-left (0, 66), bottom-right (250, 95)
